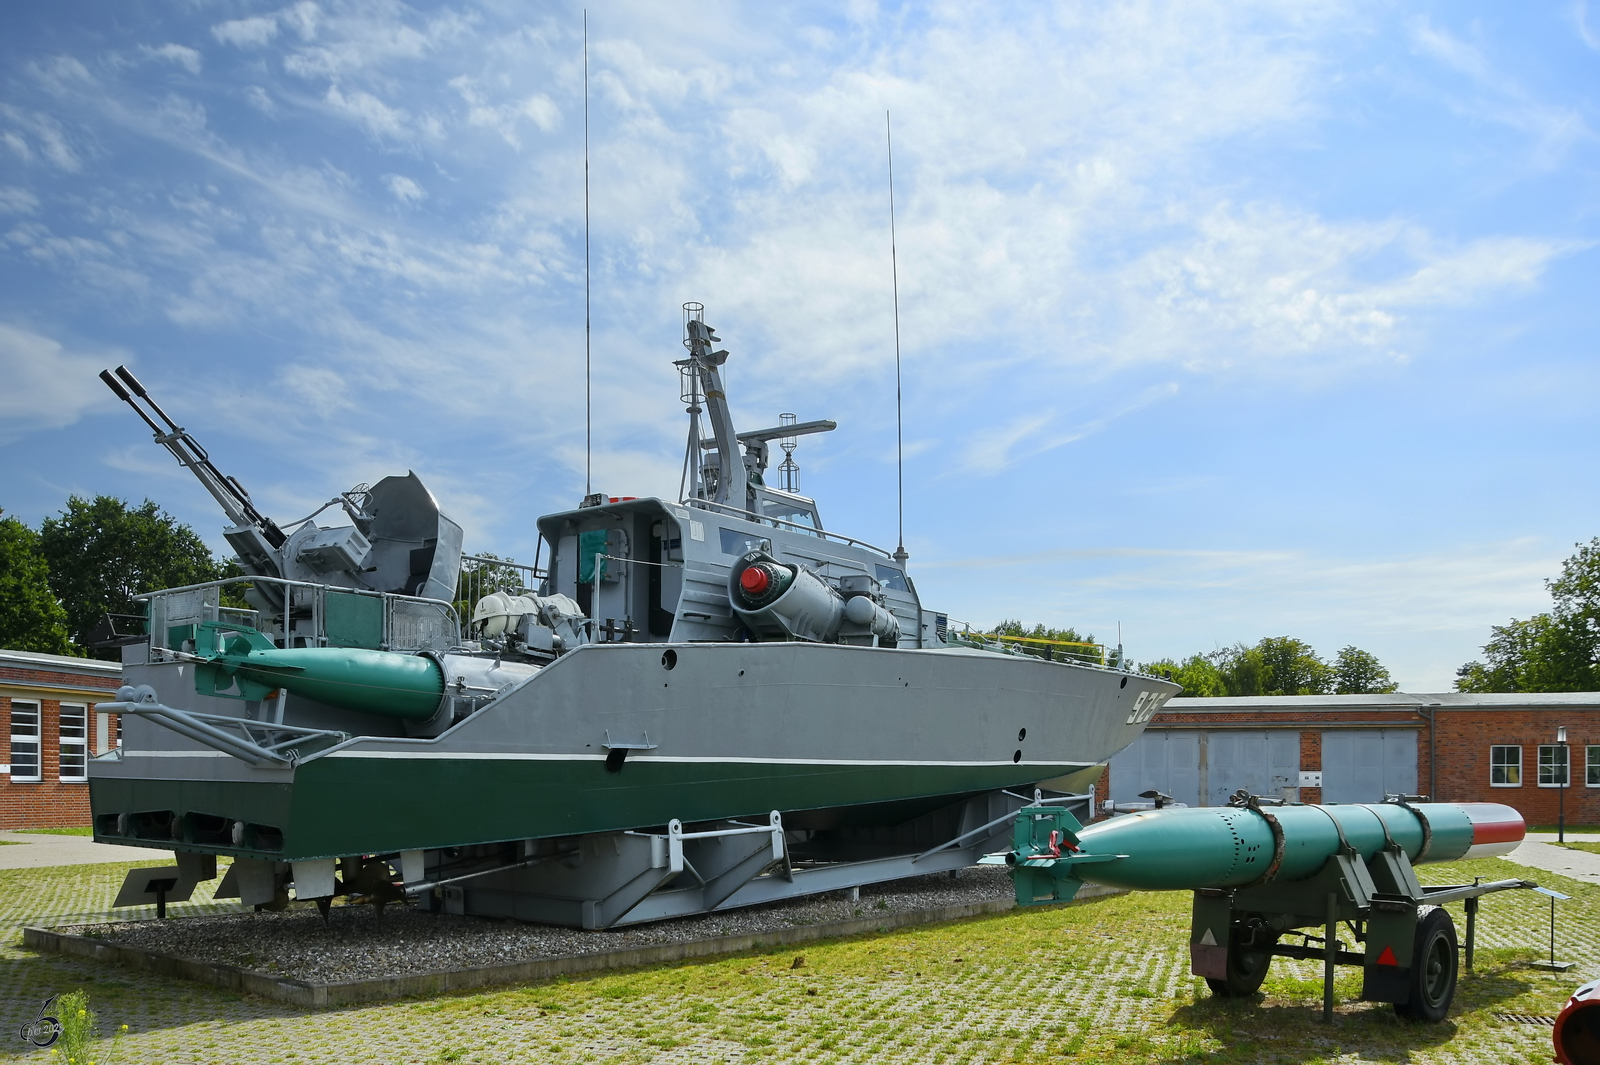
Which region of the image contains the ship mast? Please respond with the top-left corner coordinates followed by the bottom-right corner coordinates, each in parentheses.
top-left (678, 303), bottom-right (747, 511)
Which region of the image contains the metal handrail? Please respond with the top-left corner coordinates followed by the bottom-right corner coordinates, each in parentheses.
top-left (139, 575), bottom-right (460, 653)
top-left (953, 629), bottom-right (1108, 667)
top-left (133, 574), bottom-right (456, 614)
top-left (683, 497), bottom-right (894, 558)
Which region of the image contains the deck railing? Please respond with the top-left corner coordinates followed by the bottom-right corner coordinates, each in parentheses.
top-left (139, 576), bottom-right (459, 654)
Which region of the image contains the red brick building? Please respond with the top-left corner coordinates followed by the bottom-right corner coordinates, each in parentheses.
top-left (1104, 691), bottom-right (1600, 827)
top-left (1, 649), bottom-right (122, 829)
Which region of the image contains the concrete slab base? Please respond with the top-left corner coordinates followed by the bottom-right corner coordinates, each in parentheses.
top-left (22, 884), bottom-right (1126, 1009)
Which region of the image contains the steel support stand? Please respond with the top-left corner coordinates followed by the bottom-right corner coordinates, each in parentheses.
top-left (1323, 892), bottom-right (1337, 1023)
top-left (1464, 895), bottom-right (1478, 972)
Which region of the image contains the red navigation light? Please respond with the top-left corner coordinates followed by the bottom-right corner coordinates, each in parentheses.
top-left (740, 566), bottom-right (770, 596)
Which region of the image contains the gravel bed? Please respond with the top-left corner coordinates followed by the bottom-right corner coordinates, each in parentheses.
top-left (56, 866), bottom-right (1017, 984)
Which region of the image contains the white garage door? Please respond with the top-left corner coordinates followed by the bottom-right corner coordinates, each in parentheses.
top-left (1109, 731), bottom-right (1201, 807)
top-left (1321, 729), bottom-right (1417, 805)
top-left (1110, 730), bottom-right (1298, 807)
top-left (1206, 731), bottom-right (1300, 807)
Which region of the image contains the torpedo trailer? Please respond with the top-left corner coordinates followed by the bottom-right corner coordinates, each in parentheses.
top-left (985, 795), bottom-right (1535, 1022)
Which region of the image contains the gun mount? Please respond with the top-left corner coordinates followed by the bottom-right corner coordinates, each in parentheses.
top-left (99, 365), bottom-right (464, 615)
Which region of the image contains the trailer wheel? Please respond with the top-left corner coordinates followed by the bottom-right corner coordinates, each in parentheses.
top-left (1206, 926), bottom-right (1278, 998)
top-left (1395, 907), bottom-right (1457, 1022)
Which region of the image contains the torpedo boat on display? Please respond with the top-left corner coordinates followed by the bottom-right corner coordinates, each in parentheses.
top-left (87, 305), bottom-right (1178, 929)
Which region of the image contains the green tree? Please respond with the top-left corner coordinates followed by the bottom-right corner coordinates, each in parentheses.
top-left (1456, 538), bottom-right (1600, 693)
top-left (1254, 636), bottom-right (1333, 695)
top-left (39, 496), bottom-right (227, 658)
top-left (1207, 642), bottom-right (1270, 696)
top-left (1456, 613), bottom-right (1596, 693)
top-left (1334, 645), bottom-right (1398, 694)
top-left (1141, 653), bottom-right (1228, 697)
top-left (0, 511), bottom-right (75, 655)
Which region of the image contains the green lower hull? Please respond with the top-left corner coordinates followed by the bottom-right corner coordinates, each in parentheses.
top-left (91, 757), bottom-right (1095, 862)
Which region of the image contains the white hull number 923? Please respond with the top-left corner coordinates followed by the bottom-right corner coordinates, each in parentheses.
top-left (1125, 689), bottom-right (1172, 726)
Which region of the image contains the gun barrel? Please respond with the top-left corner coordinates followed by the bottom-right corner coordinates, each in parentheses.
top-left (99, 365), bottom-right (288, 550)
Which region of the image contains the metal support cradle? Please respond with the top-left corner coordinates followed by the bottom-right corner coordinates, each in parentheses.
top-left (98, 685), bottom-right (349, 767)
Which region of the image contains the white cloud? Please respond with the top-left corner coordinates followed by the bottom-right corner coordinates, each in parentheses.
top-left (449, 77), bottom-right (562, 147)
top-left (1411, 17), bottom-right (1593, 168)
top-left (519, 95), bottom-right (560, 132)
top-left (0, 323), bottom-right (116, 436)
top-left (1580, 2), bottom-right (1600, 52)
top-left (1, 131), bottom-right (30, 162)
top-left (282, 2), bottom-right (321, 42)
top-left (141, 43), bottom-right (201, 74)
top-left (212, 16), bottom-right (279, 49)
top-left (383, 174), bottom-right (425, 204)
top-left (283, 8), bottom-right (469, 80)
top-left (244, 86), bottom-right (276, 116)
top-left (0, 105), bottom-right (81, 172)
top-left (0, 186), bottom-right (39, 214)
top-left (325, 84), bottom-right (409, 138)
top-left (922, 538), bottom-right (1560, 690)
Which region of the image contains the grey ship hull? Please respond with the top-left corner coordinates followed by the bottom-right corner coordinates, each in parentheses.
top-left (91, 641), bottom-right (1174, 862)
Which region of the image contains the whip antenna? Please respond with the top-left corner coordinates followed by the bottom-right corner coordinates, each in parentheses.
top-left (887, 111), bottom-right (907, 564)
top-left (583, 10), bottom-right (593, 498)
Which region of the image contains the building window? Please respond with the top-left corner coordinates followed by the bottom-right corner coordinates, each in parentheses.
top-left (1538, 744), bottom-right (1570, 788)
top-left (1490, 745), bottom-right (1521, 787)
top-left (1588, 745), bottom-right (1600, 788)
top-left (9, 701), bottom-right (41, 782)
top-left (59, 704), bottom-right (87, 782)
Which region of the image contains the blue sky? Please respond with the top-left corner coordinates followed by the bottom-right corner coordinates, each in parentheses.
top-left (2, 1), bottom-right (1598, 689)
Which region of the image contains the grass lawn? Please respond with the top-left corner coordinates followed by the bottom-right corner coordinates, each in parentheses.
top-left (0, 855), bottom-right (1594, 1064)
top-left (1558, 841), bottom-right (1600, 856)
top-left (13, 826), bottom-right (94, 836)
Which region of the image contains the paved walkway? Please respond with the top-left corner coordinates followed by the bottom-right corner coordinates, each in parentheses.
top-left (1502, 835), bottom-right (1600, 886)
top-left (0, 829), bottom-right (167, 869)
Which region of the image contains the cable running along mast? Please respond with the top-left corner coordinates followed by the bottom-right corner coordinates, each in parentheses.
top-left (887, 111), bottom-right (907, 564)
top-left (583, 11), bottom-right (593, 498)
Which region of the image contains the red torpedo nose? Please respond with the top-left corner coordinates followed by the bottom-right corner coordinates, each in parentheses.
top-left (1456, 803), bottom-right (1525, 858)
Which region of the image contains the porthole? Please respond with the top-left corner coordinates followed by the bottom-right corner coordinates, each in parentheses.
top-left (662, 649), bottom-right (677, 670)
top-left (1012, 750), bottom-right (1022, 763)
top-left (1017, 728), bottom-right (1027, 742)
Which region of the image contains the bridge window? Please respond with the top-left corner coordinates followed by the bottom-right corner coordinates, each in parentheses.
top-left (720, 528), bottom-right (770, 556)
top-left (875, 565), bottom-right (909, 592)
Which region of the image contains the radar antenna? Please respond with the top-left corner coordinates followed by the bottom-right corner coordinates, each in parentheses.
top-left (886, 110), bottom-right (908, 564)
top-left (777, 413), bottom-right (800, 492)
top-left (583, 10), bottom-right (593, 501)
